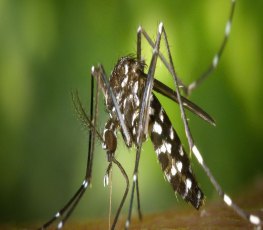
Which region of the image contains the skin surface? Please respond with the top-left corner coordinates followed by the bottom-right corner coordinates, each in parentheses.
top-left (10, 177), bottom-right (263, 230)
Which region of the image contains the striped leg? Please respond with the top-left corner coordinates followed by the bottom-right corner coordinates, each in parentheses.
top-left (38, 70), bottom-right (100, 229)
top-left (186, 0), bottom-right (236, 95)
top-left (135, 2), bottom-right (262, 227)
top-left (125, 22), bottom-right (164, 229)
top-left (92, 65), bottom-right (132, 230)
top-left (138, 0), bottom-right (236, 96)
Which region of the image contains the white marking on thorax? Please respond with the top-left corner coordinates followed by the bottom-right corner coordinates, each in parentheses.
top-left (186, 178), bottom-right (192, 190)
top-left (121, 75), bottom-right (128, 87)
top-left (133, 81), bottom-right (138, 94)
top-left (124, 64), bottom-right (129, 75)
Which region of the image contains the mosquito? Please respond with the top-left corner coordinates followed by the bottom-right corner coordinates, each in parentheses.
top-left (38, 0), bottom-right (262, 229)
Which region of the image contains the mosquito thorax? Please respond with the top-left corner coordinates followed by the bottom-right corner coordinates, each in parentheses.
top-left (105, 56), bottom-right (147, 146)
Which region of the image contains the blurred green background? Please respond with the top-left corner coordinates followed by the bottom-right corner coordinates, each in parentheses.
top-left (0, 0), bottom-right (263, 225)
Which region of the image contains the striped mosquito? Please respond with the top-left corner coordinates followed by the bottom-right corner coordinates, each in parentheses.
top-left (38, 0), bottom-right (262, 229)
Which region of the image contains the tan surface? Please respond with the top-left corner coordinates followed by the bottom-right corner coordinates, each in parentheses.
top-left (5, 178), bottom-right (263, 230)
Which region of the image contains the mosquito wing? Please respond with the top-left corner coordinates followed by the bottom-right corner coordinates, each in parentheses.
top-left (152, 77), bottom-right (215, 126)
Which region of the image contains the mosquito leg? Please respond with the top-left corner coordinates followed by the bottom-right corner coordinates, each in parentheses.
top-left (139, 21), bottom-right (195, 152)
top-left (101, 119), bottom-right (130, 230)
top-left (137, 25), bottom-right (186, 92)
top-left (130, 24), bottom-right (144, 222)
top-left (92, 63), bottom-right (137, 229)
top-left (160, 25), bottom-right (194, 150)
top-left (138, 24), bottom-right (200, 149)
top-left (191, 146), bottom-right (262, 226)
top-left (108, 157), bottom-right (129, 230)
top-left (38, 68), bottom-right (100, 230)
top-left (135, 178), bottom-right (142, 220)
top-left (138, 0), bottom-right (236, 96)
top-left (137, 26), bottom-right (142, 62)
top-left (149, 21), bottom-right (262, 228)
top-left (39, 180), bottom-right (89, 230)
top-left (186, 0), bottom-right (236, 95)
top-left (138, 12), bottom-right (262, 227)
top-left (126, 22), bottom-right (164, 229)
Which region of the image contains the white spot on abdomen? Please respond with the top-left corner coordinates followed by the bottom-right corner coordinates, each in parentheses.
top-left (186, 178), bottom-right (192, 190)
top-left (153, 121), bottom-right (162, 134)
top-left (176, 161), bottom-right (183, 172)
top-left (149, 106), bottom-right (155, 115)
top-left (165, 142), bottom-right (172, 154)
top-left (171, 165), bottom-right (177, 176)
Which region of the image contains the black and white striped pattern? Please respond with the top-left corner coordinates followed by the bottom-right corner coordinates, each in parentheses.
top-left (38, 0), bottom-right (262, 229)
top-left (107, 56), bottom-right (205, 209)
top-left (106, 57), bottom-right (146, 146)
top-left (149, 94), bottom-right (204, 209)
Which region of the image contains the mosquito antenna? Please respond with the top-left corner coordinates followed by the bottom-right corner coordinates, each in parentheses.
top-left (72, 90), bottom-right (103, 142)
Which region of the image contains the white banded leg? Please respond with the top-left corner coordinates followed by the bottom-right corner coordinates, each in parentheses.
top-left (126, 21), bottom-right (165, 229)
top-left (39, 72), bottom-right (100, 229)
top-left (192, 145), bottom-right (262, 227)
top-left (186, 0), bottom-right (236, 95)
top-left (138, 0), bottom-right (236, 96)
